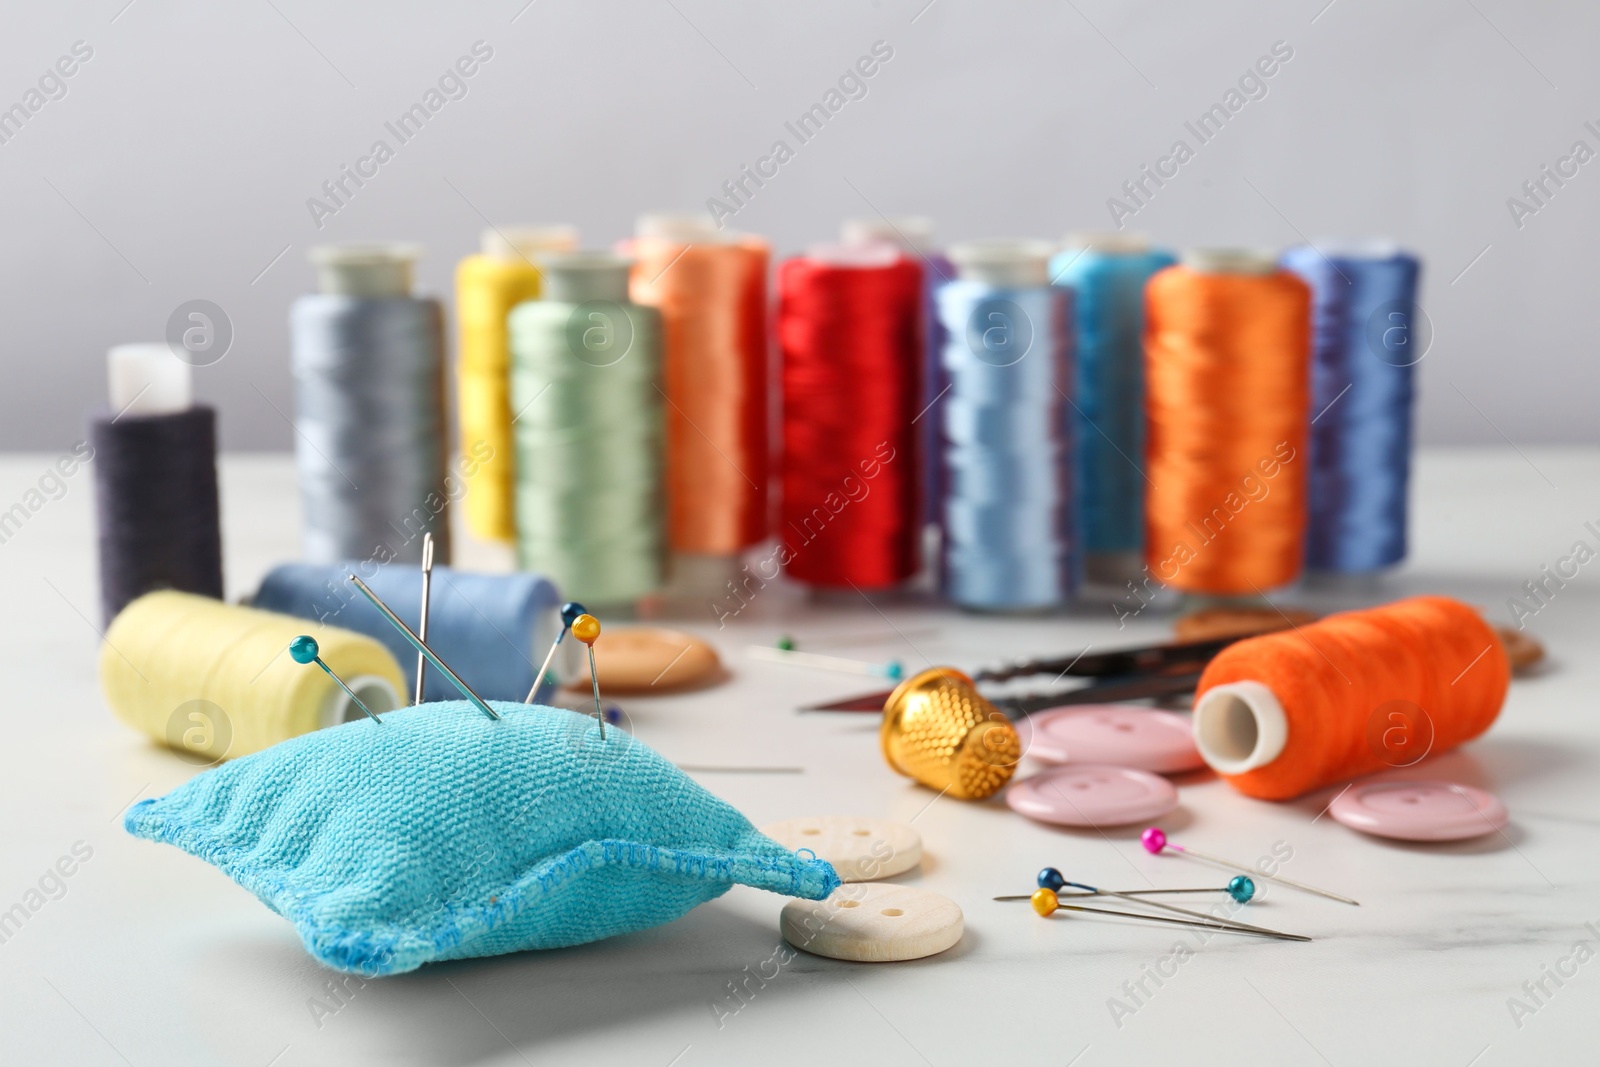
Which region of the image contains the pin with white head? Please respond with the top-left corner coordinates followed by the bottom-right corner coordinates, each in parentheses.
top-left (572, 612), bottom-right (606, 740)
top-left (290, 635), bottom-right (382, 724)
top-left (414, 532), bottom-right (435, 706)
top-left (525, 601), bottom-right (588, 703)
top-left (1142, 827), bottom-right (1360, 906)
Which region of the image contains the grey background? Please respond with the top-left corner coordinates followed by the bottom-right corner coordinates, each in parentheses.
top-left (1, 0), bottom-right (1590, 450)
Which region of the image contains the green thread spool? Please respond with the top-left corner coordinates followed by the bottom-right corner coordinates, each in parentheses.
top-left (510, 252), bottom-right (664, 606)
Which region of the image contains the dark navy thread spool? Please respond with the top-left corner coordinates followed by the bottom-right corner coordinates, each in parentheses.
top-left (91, 344), bottom-right (223, 625)
top-left (936, 240), bottom-right (1076, 611)
top-left (291, 244), bottom-right (450, 567)
top-left (1281, 241), bottom-right (1420, 575)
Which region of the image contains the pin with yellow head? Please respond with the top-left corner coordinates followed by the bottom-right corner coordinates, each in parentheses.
top-left (572, 613), bottom-right (606, 739)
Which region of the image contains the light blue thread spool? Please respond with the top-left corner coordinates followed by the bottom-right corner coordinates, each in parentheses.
top-left (936, 240), bottom-right (1076, 611)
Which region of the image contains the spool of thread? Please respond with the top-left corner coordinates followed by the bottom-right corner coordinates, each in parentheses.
top-left (935, 240), bottom-right (1075, 611)
top-left (90, 344), bottom-right (223, 625)
top-left (1049, 235), bottom-right (1176, 583)
top-left (1144, 250), bottom-right (1311, 595)
top-left (879, 667), bottom-right (1021, 800)
top-left (291, 244), bottom-right (449, 566)
top-left (1281, 241), bottom-right (1421, 575)
top-left (508, 251), bottom-right (663, 605)
top-left (456, 225), bottom-right (579, 544)
top-left (1192, 596), bottom-right (1509, 800)
top-left (253, 561), bottom-right (563, 702)
top-left (100, 591), bottom-right (404, 761)
top-left (777, 243), bottom-right (921, 588)
top-left (627, 214), bottom-right (769, 592)
top-left (842, 217), bottom-right (953, 538)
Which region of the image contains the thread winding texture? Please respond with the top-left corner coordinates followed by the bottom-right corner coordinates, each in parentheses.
top-left (456, 253), bottom-right (543, 543)
top-left (100, 591), bottom-right (403, 761)
top-left (90, 406), bottom-right (223, 625)
top-left (1281, 246), bottom-right (1420, 574)
top-left (1144, 265), bottom-right (1310, 594)
top-left (629, 236), bottom-right (769, 556)
top-left (509, 295), bottom-right (663, 604)
top-left (254, 562), bottom-right (560, 702)
top-left (1196, 596), bottom-right (1509, 800)
top-left (1050, 245), bottom-right (1176, 558)
top-left (777, 252), bottom-right (922, 588)
top-left (935, 281), bottom-right (1075, 609)
top-left (290, 293), bottom-right (450, 566)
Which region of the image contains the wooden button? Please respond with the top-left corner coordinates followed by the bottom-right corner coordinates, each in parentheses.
top-left (781, 883), bottom-right (963, 962)
top-left (589, 627), bottom-right (721, 692)
top-left (761, 816), bottom-right (921, 881)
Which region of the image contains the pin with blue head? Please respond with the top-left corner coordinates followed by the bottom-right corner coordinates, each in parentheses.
top-left (290, 635), bottom-right (382, 724)
top-left (1011, 866), bottom-right (1254, 904)
top-left (525, 601), bottom-right (589, 704)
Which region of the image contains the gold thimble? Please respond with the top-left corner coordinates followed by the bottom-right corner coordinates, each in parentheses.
top-left (880, 667), bottom-right (1021, 800)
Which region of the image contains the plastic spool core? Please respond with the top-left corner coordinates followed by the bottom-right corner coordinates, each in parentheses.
top-left (318, 674), bottom-right (403, 729)
top-left (1310, 237), bottom-right (1401, 261)
top-left (1065, 232), bottom-right (1152, 255)
top-left (480, 225), bottom-right (579, 262)
top-left (948, 239), bottom-right (1054, 287)
top-left (541, 251), bottom-right (632, 303)
top-left (108, 343), bottom-right (192, 415)
top-left (1191, 680), bottom-right (1288, 774)
top-left (637, 212), bottom-right (724, 244)
top-left (841, 216), bottom-right (936, 256)
top-left (805, 242), bottom-right (900, 269)
top-left (1181, 248), bottom-right (1278, 276)
top-left (309, 244), bottom-right (420, 298)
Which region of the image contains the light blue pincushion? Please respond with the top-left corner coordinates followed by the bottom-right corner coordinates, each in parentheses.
top-left (124, 702), bottom-right (839, 976)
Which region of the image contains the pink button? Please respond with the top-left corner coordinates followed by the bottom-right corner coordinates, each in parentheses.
top-left (1328, 780), bottom-right (1509, 842)
top-left (1016, 705), bottom-right (1203, 774)
top-left (1006, 764), bottom-right (1179, 828)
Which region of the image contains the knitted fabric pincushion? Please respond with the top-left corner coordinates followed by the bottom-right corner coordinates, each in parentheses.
top-left (124, 701), bottom-right (839, 975)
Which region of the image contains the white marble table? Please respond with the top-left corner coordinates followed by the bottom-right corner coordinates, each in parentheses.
top-left (1, 448), bottom-right (1596, 1066)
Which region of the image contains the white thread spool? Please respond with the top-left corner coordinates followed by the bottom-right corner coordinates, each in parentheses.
top-left (108, 344), bottom-right (192, 416)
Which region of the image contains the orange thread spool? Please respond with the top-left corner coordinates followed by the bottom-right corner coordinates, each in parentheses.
top-left (1192, 596), bottom-right (1510, 800)
top-left (628, 217), bottom-right (770, 559)
top-left (1144, 253), bottom-right (1311, 594)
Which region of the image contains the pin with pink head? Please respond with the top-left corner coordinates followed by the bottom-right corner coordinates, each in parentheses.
top-left (1139, 826), bottom-right (1359, 906)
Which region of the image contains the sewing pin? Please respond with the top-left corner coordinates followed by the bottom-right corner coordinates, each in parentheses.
top-left (572, 612), bottom-right (605, 740)
top-left (289, 635), bottom-right (382, 724)
top-left (1026, 888), bottom-right (1306, 941)
top-left (525, 601), bottom-right (588, 703)
top-left (347, 575), bottom-right (500, 721)
top-left (746, 644), bottom-right (904, 680)
top-left (995, 875), bottom-right (1255, 905)
top-left (1142, 827), bottom-right (1360, 906)
top-left (1036, 867), bottom-right (1306, 941)
top-left (414, 532), bottom-right (435, 706)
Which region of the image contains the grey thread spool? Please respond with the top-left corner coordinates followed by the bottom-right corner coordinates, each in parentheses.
top-left (291, 244), bottom-right (450, 565)
top-left (509, 251), bottom-right (663, 606)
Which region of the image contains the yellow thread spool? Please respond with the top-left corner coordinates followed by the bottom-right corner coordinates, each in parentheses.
top-left (456, 226), bottom-right (577, 543)
top-left (879, 667), bottom-right (1022, 800)
top-left (99, 591), bottom-right (405, 762)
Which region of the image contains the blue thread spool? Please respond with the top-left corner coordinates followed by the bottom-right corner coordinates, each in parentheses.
top-left (1049, 236), bottom-right (1176, 585)
top-left (256, 562), bottom-right (563, 703)
top-left (1281, 242), bottom-right (1421, 575)
top-left (936, 241), bottom-right (1075, 611)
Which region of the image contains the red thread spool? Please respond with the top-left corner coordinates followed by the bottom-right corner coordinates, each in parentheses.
top-left (1192, 596), bottom-right (1510, 800)
top-left (1144, 251), bottom-right (1311, 594)
top-left (777, 245), bottom-right (922, 588)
